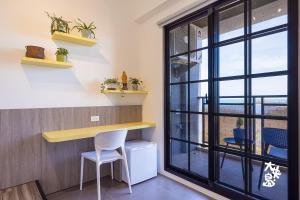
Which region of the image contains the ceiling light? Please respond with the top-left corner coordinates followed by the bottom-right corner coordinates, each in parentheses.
top-left (278, 8), bottom-right (282, 12)
top-left (252, 16), bottom-right (256, 21)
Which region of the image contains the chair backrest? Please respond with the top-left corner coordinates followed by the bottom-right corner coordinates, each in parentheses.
top-left (233, 128), bottom-right (245, 144)
top-left (94, 130), bottom-right (128, 151)
top-left (262, 128), bottom-right (287, 149)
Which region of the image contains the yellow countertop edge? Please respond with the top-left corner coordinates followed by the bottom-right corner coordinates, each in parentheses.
top-left (42, 121), bottom-right (156, 143)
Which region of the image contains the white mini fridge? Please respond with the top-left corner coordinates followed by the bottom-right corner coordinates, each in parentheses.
top-left (122, 140), bottom-right (157, 185)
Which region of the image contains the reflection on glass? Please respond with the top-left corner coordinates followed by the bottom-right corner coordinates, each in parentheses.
top-left (218, 3), bottom-right (244, 41)
top-left (190, 145), bottom-right (208, 177)
top-left (190, 16), bottom-right (208, 50)
top-left (219, 42), bottom-right (244, 77)
top-left (170, 113), bottom-right (188, 140)
top-left (190, 50), bottom-right (208, 81)
top-left (218, 152), bottom-right (245, 189)
top-left (190, 82), bottom-right (208, 112)
top-left (252, 31), bottom-right (287, 74)
top-left (169, 25), bottom-right (188, 56)
top-left (252, 0), bottom-right (287, 33)
top-left (170, 140), bottom-right (188, 170)
top-left (252, 76), bottom-right (287, 96)
top-left (190, 114), bottom-right (208, 144)
top-left (170, 55), bottom-right (188, 83)
top-left (170, 84), bottom-right (188, 111)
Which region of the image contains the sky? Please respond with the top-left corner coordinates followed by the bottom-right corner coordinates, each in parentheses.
top-left (198, 14), bottom-right (288, 98)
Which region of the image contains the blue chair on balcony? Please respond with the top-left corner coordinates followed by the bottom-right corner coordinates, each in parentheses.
top-left (258, 128), bottom-right (287, 189)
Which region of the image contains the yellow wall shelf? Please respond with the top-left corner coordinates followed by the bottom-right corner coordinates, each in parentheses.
top-left (52, 32), bottom-right (97, 46)
top-left (21, 57), bottom-right (72, 68)
top-left (101, 90), bottom-right (148, 94)
top-left (43, 121), bottom-right (156, 143)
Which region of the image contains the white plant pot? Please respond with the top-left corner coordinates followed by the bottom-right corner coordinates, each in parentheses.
top-left (81, 30), bottom-right (92, 38)
top-left (107, 83), bottom-right (119, 90)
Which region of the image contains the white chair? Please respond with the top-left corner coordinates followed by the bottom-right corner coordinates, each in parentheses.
top-left (80, 130), bottom-right (132, 200)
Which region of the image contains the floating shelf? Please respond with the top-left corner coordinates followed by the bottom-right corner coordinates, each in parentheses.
top-left (21, 57), bottom-right (72, 68)
top-left (101, 90), bottom-right (148, 94)
top-left (52, 32), bottom-right (97, 46)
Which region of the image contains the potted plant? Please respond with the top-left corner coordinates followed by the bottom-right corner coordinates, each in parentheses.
top-left (103, 78), bottom-right (120, 90)
top-left (129, 78), bottom-right (143, 90)
top-left (236, 117), bottom-right (244, 129)
top-left (55, 48), bottom-right (69, 62)
top-left (46, 12), bottom-right (71, 34)
top-left (72, 18), bottom-right (96, 39)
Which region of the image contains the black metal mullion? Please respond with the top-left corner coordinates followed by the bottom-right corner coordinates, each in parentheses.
top-left (187, 24), bottom-right (191, 172)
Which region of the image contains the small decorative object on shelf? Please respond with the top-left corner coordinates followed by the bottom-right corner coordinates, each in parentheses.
top-left (121, 71), bottom-right (128, 90)
top-left (46, 11), bottom-right (71, 34)
top-left (103, 78), bottom-right (120, 90)
top-left (25, 46), bottom-right (45, 59)
top-left (72, 18), bottom-right (96, 39)
top-left (129, 77), bottom-right (143, 91)
top-left (55, 48), bottom-right (69, 62)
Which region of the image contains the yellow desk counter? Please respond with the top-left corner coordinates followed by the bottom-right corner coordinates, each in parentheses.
top-left (43, 121), bottom-right (156, 143)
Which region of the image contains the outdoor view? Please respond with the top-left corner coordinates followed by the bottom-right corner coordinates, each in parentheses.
top-left (168, 0), bottom-right (288, 199)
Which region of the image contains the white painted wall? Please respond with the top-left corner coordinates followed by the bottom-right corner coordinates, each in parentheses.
top-left (0, 0), bottom-right (142, 109)
top-left (131, 0), bottom-right (228, 199)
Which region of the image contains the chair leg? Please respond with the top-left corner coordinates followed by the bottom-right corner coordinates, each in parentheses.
top-left (80, 156), bottom-right (84, 190)
top-left (111, 162), bottom-right (114, 180)
top-left (221, 143), bottom-right (228, 168)
top-left (258, 161), bottom-right (265, 189)
top-left (240, 156), bottom-right (245, 180)
top-left (96, 162), bottom-right (101, 200)
top-left (122, 147), bottom-right (132, 194)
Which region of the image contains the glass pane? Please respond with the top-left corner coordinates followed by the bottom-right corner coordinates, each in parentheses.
top-left (252, 0), bottom-right (287, 33)
top-left (218, 152), bottom-right (245, 190)
top-left (252, 31), bottom-right (287, 74)
top-left (219, 79), bottom-right (244, 97)
top-left (190, 114), bottom-right (208, 144)
top-left (253, 96), bottom-right (287, 117)
top-left (190, 82), bottom-right (208, 112)
top-left (218, 116), bottom-right (246, 150)
top-left (170, 54), bottom-right (188, 83)
top-left (219, 97), bottom-right (244, 114)
top-left (169, 25), bottom-right (188, 56)
top-left (170, 140), bottom-right (188, 170)
top-left (190, 145), bottom-right (208, 177)
top-left (251, 160), bottom-right (287, 200)
top-left (252, 119), bottom-right (287, 156)
top-left (170, 84), bottom-right (188, 111)
top-left (190, 16), bottom-right (208, 50)
top-left (170, 112), bottom-right (188, 141)
top-left (252, 76), bottom-right (287, 96)
top-left (190, 50), bottom-right (208, 81)
top-left (218, 3), bottom-right (244, 41)
top-left (219, 42), bottom-right (244, 77)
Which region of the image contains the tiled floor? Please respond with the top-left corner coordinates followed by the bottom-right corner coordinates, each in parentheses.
top-left (47, 175), bottom-right (214, 200)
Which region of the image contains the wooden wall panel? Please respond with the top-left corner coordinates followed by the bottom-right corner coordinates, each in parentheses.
top-left (0, 105), bottom-right (142, 195)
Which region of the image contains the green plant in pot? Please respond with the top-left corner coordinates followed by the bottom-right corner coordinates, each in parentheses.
top-left (129, 78), bottom-right (142, 91)
top-left (236, 117), bottom-right (244, 129)
top-left (46, 12), bottom-right (71, 34)
top-left (103, 78), bottom-right (120, 90)
top-left (72, 18), bottom-right (96, 39)
top-left (55, 48), bottom-right (69, 62)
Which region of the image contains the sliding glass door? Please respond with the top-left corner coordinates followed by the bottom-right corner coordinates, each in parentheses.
top-left (165, 0), bottom-right (298, 199)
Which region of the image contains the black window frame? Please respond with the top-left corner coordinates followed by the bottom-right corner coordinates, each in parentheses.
top-left (164, 0), bottom-right (298, 199)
